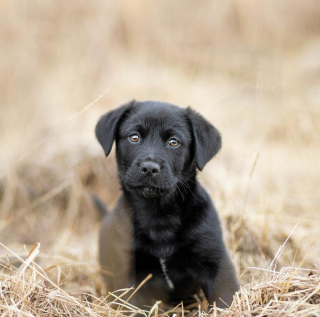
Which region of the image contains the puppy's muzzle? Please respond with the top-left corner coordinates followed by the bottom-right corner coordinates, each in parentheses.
top-left (140, 161), bottom-right (160, 177)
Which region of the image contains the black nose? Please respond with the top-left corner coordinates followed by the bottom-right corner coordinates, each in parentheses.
top-left (140, 161), bottom-right (160, 177)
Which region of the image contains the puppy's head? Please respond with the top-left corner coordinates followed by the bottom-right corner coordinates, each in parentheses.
top-left (96, 100), bottom-right (221, 199)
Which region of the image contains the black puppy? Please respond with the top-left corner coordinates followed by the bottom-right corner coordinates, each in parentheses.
top-left (96, 100), bottom-right (239, 309)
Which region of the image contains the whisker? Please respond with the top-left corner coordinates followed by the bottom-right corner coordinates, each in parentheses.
top-left (175, 184), bottom-right (185, 201)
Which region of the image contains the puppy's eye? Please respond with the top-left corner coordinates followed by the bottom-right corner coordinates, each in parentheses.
top-left (168, 138), bottom-right (180, 147)
top-left (129, 134), bottom-right (140, 143)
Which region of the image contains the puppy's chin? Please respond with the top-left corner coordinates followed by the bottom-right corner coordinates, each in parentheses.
top-left (120, 173), bottom-right (179, 199)
top-left (121, 178), bottom-right (175, 199)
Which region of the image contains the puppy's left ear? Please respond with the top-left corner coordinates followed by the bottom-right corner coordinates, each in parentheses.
top-left (95, 100), bottom-right (135, 156)
top-left (186, 107), bottom-right (222, 171)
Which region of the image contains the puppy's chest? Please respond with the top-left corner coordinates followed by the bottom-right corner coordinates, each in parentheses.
top-left (134, 212), bottom-right (182, 257)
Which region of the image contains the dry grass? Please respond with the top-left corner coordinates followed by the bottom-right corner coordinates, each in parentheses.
top-left (1, 243), bottom-right (320, 316)
top-left (0, 1), bottom-right (320, 316)
top-left (212, 267), bottom-right (320, 316)
top-left (0, 243), bottom-right (122, 317)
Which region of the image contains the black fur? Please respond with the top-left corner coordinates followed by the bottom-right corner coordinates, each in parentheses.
top-left (96, 100), bottom-right (239, 309)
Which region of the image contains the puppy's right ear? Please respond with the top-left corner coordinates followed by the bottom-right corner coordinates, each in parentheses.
top-left (95, 101), bottom-right (134, 156)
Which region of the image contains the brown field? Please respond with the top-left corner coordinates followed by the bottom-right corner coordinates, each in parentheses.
top-left (0, 1), bottom-right (320, 316)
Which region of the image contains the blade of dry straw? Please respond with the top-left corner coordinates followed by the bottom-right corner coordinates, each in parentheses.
top-left (241, 151), bottom-right (260, 215)
top-left (111, 274), bottom-right (153, 317)
top-left (18, 242), bottom-right (40, 275)
top-left (268, 221), bottom-right (300, 271)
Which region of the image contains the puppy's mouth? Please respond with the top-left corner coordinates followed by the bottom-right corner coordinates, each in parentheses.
top-left (142, 186), bottom-right (164, 198)
top-left (124, 183), bottom-right (173, 198)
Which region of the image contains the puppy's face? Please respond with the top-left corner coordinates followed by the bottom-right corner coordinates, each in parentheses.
top-left (96, 100), bottom-right (222, 199)
top-left (116, 103), bottom-right (192, 198)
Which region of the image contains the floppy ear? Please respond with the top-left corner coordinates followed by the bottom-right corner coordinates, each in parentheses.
top-left (186, 107), bottom-right (222, 171)
top-left (95, 101), bottom-right (135, 156)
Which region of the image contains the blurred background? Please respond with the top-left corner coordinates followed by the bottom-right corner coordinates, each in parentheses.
top-left (0, 0), bottom-right (319, 296)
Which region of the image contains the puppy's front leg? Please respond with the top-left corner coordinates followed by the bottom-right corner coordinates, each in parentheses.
top-left (202, 251), bottom-right (239, 308)
top-left (201, 273), bottom-right (216, 306)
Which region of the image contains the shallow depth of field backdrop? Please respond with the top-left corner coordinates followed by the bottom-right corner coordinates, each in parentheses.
top-left (0, 1), bottom-right (320, 316)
